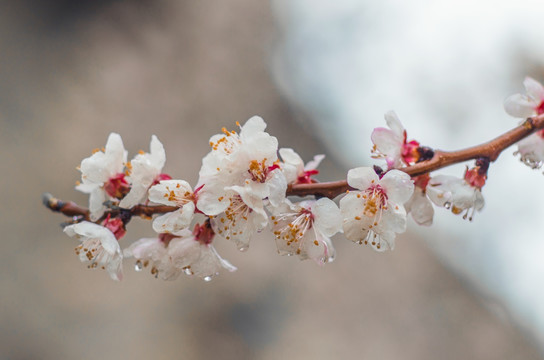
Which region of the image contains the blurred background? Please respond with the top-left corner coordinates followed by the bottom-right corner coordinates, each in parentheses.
top-left (2, 0), bottom-right (544, 359)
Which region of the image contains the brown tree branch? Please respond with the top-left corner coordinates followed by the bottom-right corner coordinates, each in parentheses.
top-left (44, 115), bottom-right (544, 219)
top-left (287, 115), bottom-right (544, 198)
top-left (42, 193), bottom-right (177, 221)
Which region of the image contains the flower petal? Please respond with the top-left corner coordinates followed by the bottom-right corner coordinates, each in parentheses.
top-left (148, 180), bottom-right (193, 206)
top-left (384, 111), bottom-right (405, 136)
top-left (379, 170), bottom-right (414, 204)
top-left (524, 76), bottom-right (544, 101)
top-left (346, 167), bottom-right (379, 190)
top-left (404, 188), bottom-right (434, 226)
top-left (312, 197), bottom-right (342, 237)
top-left (504, 94), bottom-right (536, 118)
top-left (152, 202), bottom-right (195, 233)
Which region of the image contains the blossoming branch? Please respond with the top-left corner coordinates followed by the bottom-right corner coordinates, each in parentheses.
top-left (44, 77), bottom-right (544, 282)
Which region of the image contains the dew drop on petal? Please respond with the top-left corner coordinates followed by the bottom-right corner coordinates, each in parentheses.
top-left (203, 276), bottom-right (213, 282)
top-left (238, 246), bottom-right (248, 252)
top-left (135, 260), bottom-right (143, 272)
top-left (184, 268), bottom-right (193, 276)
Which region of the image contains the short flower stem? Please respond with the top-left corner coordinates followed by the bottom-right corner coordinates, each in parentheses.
top-left (43, 115), bottom-right (544, 218)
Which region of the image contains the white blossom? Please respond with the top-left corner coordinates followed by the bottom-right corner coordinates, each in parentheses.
top-left (148, 180), bottom-right (195, 234)
top-left (270, 198), bottom-right (341, 264)
top-left (197, 116), bottom-right (287, 249)
top-left (340, 167), bottom-right (414, 251)
top-left (371, 111), bottom-right (420, 169)
top-left (64, 221), bottom-right (123, 281)
top-left (504, 78), bottom-right (544, 170)
top-left (76, 133), bottom-right (128, 221)
top-left (279, 148), bottom-right (324, 184)
top-left (504, 77), bottom-right (544, 118)
top-left (515, 132), bottom-right (544, 170)
top-left (167, 225), bottom-right (237, 281)
top-left (120, 135), bottom-right (168, 209)
top-left (123, 234), bottom-right (181, 280)
top-left (426, 175), bottom-right (484, 220)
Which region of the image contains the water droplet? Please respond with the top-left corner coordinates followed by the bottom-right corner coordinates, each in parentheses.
top-left (238, 246), bottom-right (248, 252)
top-left (134, 261), bottom-right (143, 271)
top-left (203, 276), bottom-right (213, 282)
top-left (184, 268), bottom-right (193, 275)
top-left (444, 202), bottom-right (451, 209)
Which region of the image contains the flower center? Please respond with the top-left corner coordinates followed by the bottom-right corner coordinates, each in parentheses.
top-left (215, 195), bottom-right (253, 241)
top-left (193, 221), bottom-right (215, 245)
top-left (297, 169), bottom-right (319, 184)
top-left (102, 215), bottom-right (126, 240)
top-left (272, 209), bottom-right (314, 247)
top-left (363, 185), bottom-right (388, 218)
top-left (537, 100), bottom-right (544, 115)
top-left (402, 139), bottom-right (420, 164)
top-left (104, 173), bottom-right (130, 199)
top-left (248, 159), bottom-right (278, 183)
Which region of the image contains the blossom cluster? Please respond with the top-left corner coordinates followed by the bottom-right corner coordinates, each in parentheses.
top-left (64, 117), bottom-right (341, 281)
top-left (50, 77), bottom-right (544, 282)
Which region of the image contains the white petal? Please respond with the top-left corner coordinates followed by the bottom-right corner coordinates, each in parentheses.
top-left (339, 192), bottom-right (364, 219)
top-left (119, 183), bottom-right (148, 209)
top-left (305, 154), bottom-right (325, 171)
top-left (240, 116), bottom-right (267, 138)
top-left (189, 246), bottom-right (224, 278)
top-left (104, 133), bottom-right (128, 174)
top-left (504, 94), bottom-right (536, 118)
top-left (524, 76), bottom-right (544, 101)
top-left (379, 203), bottom-right (407, 234)
top-left (168, 237), bottom-right (201, 269)
top-left (119, 135), bottom-right (166, 208)
top-left (266, 170), bottom-right (287, 207)
top-left (346, 167), bottom-right (379, 190)
top-left (279, 148), bottom-right (303, 183)
top-left (148, 180), bottom-right (193, 206)
top-left (88, 188), bottom-right (106, 221)
top-left (379, 170), bottom-right (414, 204)
top-left (371, 128), bottom-right (403, 160)
top-left (517, 133), bottom-right (544, 166)
top-left (229, 183), bottom-right (267, 210)
top-left (106, 256), bottom-right (123, 281)
top-left (312, 198), bottom-right (342, 237)
top-left (195, 183), bottom-right (231, 216)
top-left (340, 192), bottom-right (370, 242)
top-left (79, 133), bottom-right (127, 184)
top-left (152, 202), bottom-right (195, 233)
top-left (279, 148), bottom-right (303, 168)
top-left (473, 190), bottom-right (485, 211)
top-left (307, 229), bottom-right (336, 264)
top-left (373, 231), bottom-right (396, 252)
top-left (149, 135), bottom-right (166, 169)
top-left (79, 151), bottom-right (110, 184)
top-left (384, 111), bottom-right (405, 136)
top-left (405, 188), bottom-right (434, 226)
top-left (75, 181), bottom-right (98, 193)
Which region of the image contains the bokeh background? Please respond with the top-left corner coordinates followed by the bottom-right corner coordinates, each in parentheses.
top-left (2, 0), bottom-right (544, 359)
